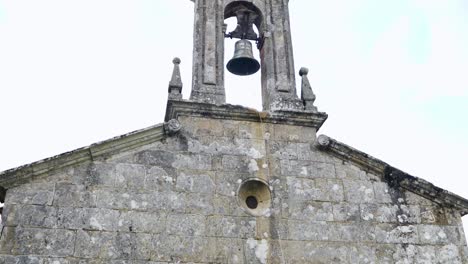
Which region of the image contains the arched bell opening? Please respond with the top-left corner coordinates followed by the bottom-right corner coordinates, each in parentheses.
top-left (223, 1), bottom-right (264, 110)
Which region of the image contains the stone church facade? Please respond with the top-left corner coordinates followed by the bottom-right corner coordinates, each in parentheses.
top-left (1, 1), bottom-right (468, 263)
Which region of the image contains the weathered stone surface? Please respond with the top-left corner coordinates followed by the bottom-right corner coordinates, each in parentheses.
top-left (53, 183), bottom-right (96, 208)
top-left (152, 234), bottom-right (208, 262)
top-left (114, 163), bottom-right (146, 189)
top-left (145, 166), bottom-right (175, 191)
top-left (5, 183), bottom-right (55, 206)
top-left (1, 115), bottom-right (467, 263)
top-left (176, 172), bottom-right (214, 194)
top-left (5, 204), bottom-right (57, 228)
top-left (12, 227), bottom-right (75, 256)
top-left (343, 179), bottom-right (375, 203)
top-left (206, 216), bottom-right (256, 238)
top-left (166, 214), bottom-right (205, 237)
top-left (288, 200), bottom-right (333, 221)
top-left (118, 211), bottom-right (166, 233)
top-left (375, 224), bottom-right (419, 244)
top-left (281, 160), bottom-right (336, 178)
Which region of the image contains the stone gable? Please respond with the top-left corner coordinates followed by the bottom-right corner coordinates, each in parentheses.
top-left (1, 116), bottom-right (467, 263)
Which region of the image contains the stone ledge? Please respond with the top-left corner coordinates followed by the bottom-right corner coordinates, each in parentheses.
top-left (165, 99), bottom-right (328, 130)
top-left (317, 135), bottom-right (468, 216)
top-left (0, 124), bottom-right (167, 188)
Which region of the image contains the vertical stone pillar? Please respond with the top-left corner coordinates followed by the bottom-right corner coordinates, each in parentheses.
top-left (190, 0), bottom-right (226, 105)
top-left (260, 0), bottom-right (302, 111)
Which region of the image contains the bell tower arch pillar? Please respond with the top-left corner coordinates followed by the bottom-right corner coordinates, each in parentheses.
top-left (189, 0), bottom-right (226, 104)
top-left (187, 0), bottom-right (308, 112)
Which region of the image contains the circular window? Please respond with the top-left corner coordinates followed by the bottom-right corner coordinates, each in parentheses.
top-left (237, 178), bottom-right (271, 216)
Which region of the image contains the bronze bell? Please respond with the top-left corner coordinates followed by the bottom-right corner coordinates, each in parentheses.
top-left (227, 39), bottom-right (260, 76)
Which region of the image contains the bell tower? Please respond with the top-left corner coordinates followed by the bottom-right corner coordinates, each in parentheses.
top-left (167, 0), bottom-right (325, 118)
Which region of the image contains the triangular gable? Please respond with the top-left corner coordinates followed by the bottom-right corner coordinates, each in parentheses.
top-left (0, 121), bottom-right (178, 189)
top-left (317, 134), bottom-right (468, 215)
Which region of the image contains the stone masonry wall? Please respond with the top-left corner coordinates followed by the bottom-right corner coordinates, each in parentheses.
top-left (0, 116), bottom-right (467, 263)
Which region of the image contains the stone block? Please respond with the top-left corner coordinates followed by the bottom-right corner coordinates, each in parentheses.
top-left (243, 238), bottom-right (270, 264)
top-left (172, 153), bottom-right (212, 171)
top-left (272, 124), bottom-right (316, 143)
top-left (56, 207), bottom-right (86, 230)
top-left (0, 226), bottom-right (15, 254)
top-left (53, 183), bottom-right (96, 208)
top-left (404, 191), bottom-right (434, 206)
top-left (328, 223), bottom-right (375, 243)
top-left (134, 233), bottom-right (153, 261)
top-left (134, 150), bottom-right (176, 168)
top-left (269, 141), bottom-right (298, 160)
top-left (462, 246), bottom-right (468, 263)
top-left (349, 245), bottom-right (377, 264)
top-left (392, 244), bottom-right (435, 264)
top-left (81, 162), bottom-right (116, 187)
top-left (114, 163), bottom-right (146, 189)
top-left (286, 177), bottom-right (316, 201)
top-left (95, 189), bottom-right (149, 211)
top-left (343, 179), bottom-right (375, 203)
top-left (13, 227), bottom-right (75, 256)
top-left (374, 244), bottom-right (397, 264)
top-left (153, 191), bottom-right (186, 213)
top-left (213, 194), bottom-right (246, 216)
top-left (288, 220), bottom-right (329, 241)
top-left (418, 225), bottom-right (461, 245)
top-left (287, 200), bottom-right (333, 221)
top-left (74, 230), bottom-right (112, 258)
top-left (222, 155), bottom-right (260, 174)
top-left (74, 230), bottom-right (139, 260)
top-left (166, 214), bottom-right (205, 237)
top-left (397, 204), bottom-right (421, 224)
top-left (332, 203), bottom-right (361, 222)
top-left (186, 192), bottom-right (214, 214)
top-left (205, 237), bottom-right (244, 263)
top-left (83, 208), bottom-right (119, 231)
top-left (314, 178), bottom-right (344, 202)
top-left (375, 224), bottom-right (419, 244)
top-left (151, 234), bottom-right (209, 263)
top-left (176, 172), bottom-right (214, 193)
top-left (206, 216), bottom-right (256, 238)
top-left (281, 240), bottom-right (350, 263)
top-left (373, 181), bottom-right (393, 204)
top-left (445, 208), bottom-right (464, 226)
top-left (5, 204), bottom-right (57, 228)
top-left (5, 183), bottom-right (55, 206)
top-left (335, 163), bottom-right (367, 181)
top-left (361, 204), bottom-right (398, 223)
top-left (144, 166), bottom-right (175, 191)
top-left (180, 116), bottom-right (225, 137)
top-left (118, 211), bottom-right (166, 233)
top-left (280, 160), bottom-right (336, 178)
top-left (438, 244), bottom-right (463, 263)
top-left (215, 171), bottom-right (249, 197)
top-left (189, 136), bottom-right (266, 159)
top-left (0, 256), bottom-right (43, 264)
top-left (420, 205), bottom-right (447, 224)
top-left (238, 122), bottom-right (271, 140)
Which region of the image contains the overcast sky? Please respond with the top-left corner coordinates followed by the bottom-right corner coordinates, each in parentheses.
top-left (0, 1), bottom-right (467, 232)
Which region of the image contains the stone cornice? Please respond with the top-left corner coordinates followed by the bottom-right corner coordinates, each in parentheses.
top-left (165, 99), bottom-right (328, 129)
top-left (0, 123), bottom-right (168, 189)
top-left (317, 135), bottom-right (468, 215)
top-left (316, 134), bottom-right (387, 175)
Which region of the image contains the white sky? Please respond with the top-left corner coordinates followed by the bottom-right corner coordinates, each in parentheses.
top-left (0, 1), bottom-right (467, 235)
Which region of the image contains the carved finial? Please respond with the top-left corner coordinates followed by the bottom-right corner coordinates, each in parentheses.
top-left (168, 57), bottom-right (183, 100)
top-left (317, 135), bottom-right (331, 148)
top-left (164, 119), bottom-right (182, 136)
top-left (299, 67), bottom-right (317, 112)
